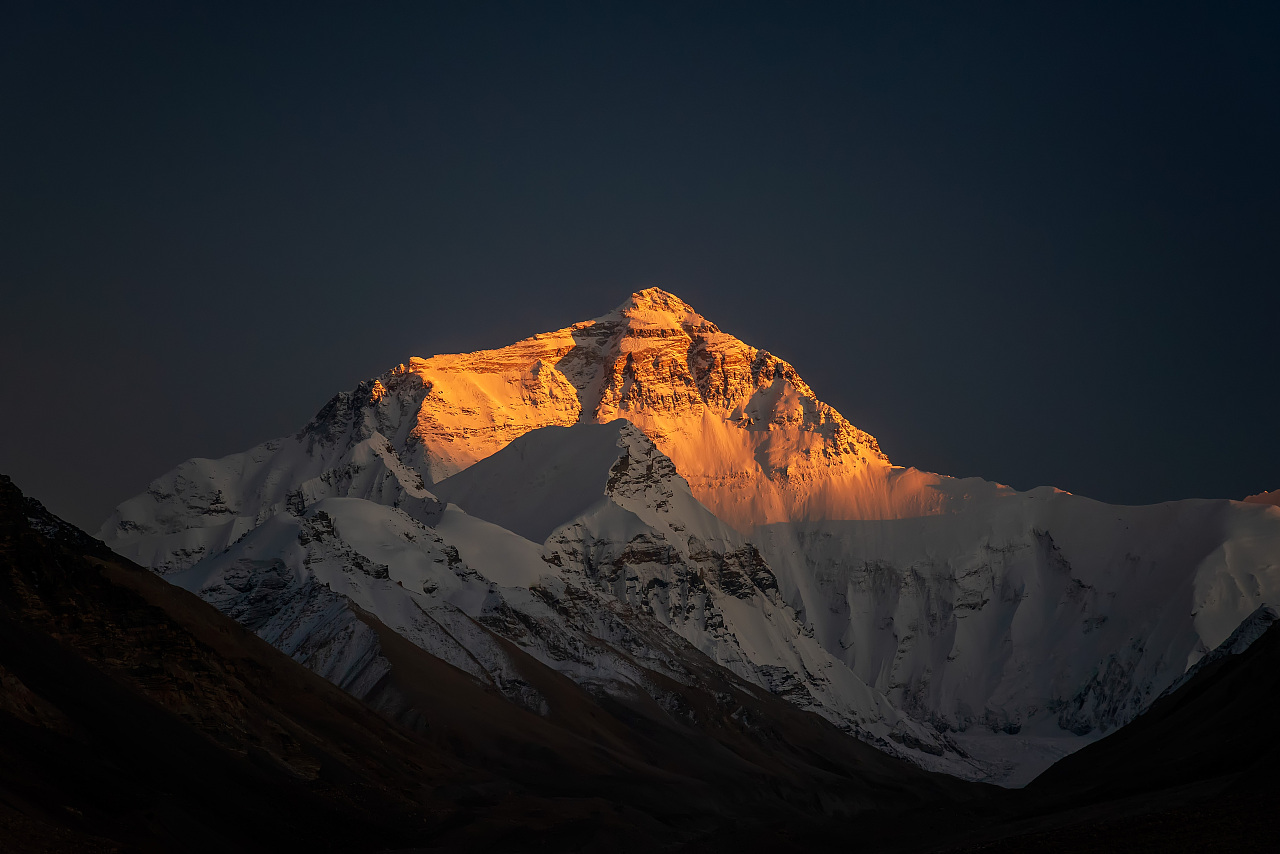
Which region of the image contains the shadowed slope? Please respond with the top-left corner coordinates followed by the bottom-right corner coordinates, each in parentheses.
top-left (1029, 605), bottom-right (1280, 804)
top-left (932, 608), bottom-right (1280, 852)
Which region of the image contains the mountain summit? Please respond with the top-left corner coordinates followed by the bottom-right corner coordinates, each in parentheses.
top-left (105, 287), bottom-right (919, 569)
top-left (316, 287), bottom-right (962, 532)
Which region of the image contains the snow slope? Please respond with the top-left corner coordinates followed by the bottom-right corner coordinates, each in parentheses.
top-left (102, 415), bottom-right (441, 573)
top-left (430, 421), bottom-right (632, 543)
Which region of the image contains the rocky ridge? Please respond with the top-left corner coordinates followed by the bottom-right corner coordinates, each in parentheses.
top-left (166, 422), bottom-right (965, 773)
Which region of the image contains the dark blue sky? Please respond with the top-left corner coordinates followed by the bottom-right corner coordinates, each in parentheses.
top-left (3, 2), bottom-right (1277, 530)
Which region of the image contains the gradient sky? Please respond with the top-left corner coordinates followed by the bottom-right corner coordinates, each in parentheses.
top-left (2, 1), bottom-right (1277, 531)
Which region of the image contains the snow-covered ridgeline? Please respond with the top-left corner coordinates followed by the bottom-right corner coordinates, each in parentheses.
top-left (160, 422), bottom-right (966, 772)
top-left (101, 373), bottom-right (442, 573)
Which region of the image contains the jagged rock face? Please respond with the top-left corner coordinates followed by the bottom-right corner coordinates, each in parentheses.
top-left (430, 421), bottom-right (960, 767)
top-left (173, 497), bottom-right (655, 718)
top-left (328, 288), bottom-right (944, 530)
top-left (99, 289), bottom-right (987, 576)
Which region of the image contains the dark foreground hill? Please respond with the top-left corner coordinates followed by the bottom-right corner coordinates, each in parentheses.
top-left (0, 474), bottom-right (984, 852)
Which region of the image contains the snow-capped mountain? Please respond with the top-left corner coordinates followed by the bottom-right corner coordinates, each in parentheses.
top-left (100, 288), bottom-right (1280, 784)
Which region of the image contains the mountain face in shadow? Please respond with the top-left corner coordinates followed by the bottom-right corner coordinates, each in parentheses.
top-left (1021, 606), bottom-right (1280, 847)
top-left (0, 474), bottom-right (987, 852)
top-left (935, 608), bottom-right (1280, 852)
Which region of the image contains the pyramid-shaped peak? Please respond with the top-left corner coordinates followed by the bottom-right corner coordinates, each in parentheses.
top-left (621, 287), bottom-right (695, 314)
top-left (606, 287), bottom-right (720, 333)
